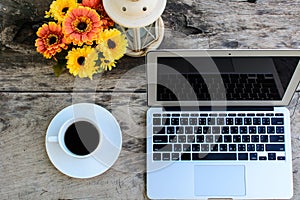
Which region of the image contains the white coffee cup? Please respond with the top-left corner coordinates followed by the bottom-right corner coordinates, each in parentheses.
top-left (48, 117), bottom-right (102, 159)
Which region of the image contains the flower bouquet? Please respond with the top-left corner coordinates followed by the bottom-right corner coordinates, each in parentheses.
top-left (35, 0), bottom-right (128, 79)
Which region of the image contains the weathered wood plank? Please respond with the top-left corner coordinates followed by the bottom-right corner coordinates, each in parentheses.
top-left (0, 92), bottom-right (147, 199)
top-left (1, 92), bottom-right (300, 199)
top-left (1, 0), bottom-right (300, 91)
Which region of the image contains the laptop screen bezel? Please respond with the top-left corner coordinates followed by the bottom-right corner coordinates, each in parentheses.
top-left (147, 49), bottom-right (300, 107)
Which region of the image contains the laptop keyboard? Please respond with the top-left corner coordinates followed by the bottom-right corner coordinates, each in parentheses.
top-left (151, 112), bottom-right (286, 161)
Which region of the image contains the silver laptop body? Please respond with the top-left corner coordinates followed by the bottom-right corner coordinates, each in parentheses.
top-left (146, 50), bottom-right (300, 199)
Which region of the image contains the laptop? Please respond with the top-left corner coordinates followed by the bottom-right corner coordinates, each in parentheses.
top-left (146, 49), bottom-right (300, 199)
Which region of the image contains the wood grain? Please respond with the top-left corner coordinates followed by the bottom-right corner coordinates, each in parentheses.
top-left (1, 0), bottom-right (300, 199)
top-left (0, 92), bottom-right (147, 199)
top-left (0, 92), bottom-right (300, 199)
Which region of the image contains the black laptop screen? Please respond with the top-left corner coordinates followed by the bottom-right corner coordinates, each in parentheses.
top-left (157, 57), bottom-right (299, 101)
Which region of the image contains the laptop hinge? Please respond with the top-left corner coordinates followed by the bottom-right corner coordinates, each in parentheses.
top-left (163, 106), bottom-right (274, 112)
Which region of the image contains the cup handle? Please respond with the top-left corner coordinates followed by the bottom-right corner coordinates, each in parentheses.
top-left (48, 136), bottom-right (58, 143)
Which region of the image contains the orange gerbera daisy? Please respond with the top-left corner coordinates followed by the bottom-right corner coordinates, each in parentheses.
top-left (63, 6), bottom-right (103, 46)
top-left (82, 0), bottom-right (114, 29)
top-left (35, 22), bottom-right (67, 59)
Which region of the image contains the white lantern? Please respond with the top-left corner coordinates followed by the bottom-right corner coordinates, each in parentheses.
top-left (103, 0), bottom-right (167, 57)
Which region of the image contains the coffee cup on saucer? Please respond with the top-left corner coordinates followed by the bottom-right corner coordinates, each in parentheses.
top-left (45, 103), bottom-right (122, 179)
top-left (48, 118), bottom-right (102, 159)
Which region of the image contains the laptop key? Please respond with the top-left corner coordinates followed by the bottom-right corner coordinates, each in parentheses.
top-left (249, 126), bottom-right (257, 134)
top-left (267, 126), bottom-right (275, 134)
top-left (224, 135), bottom-right (232, 143)
top-left (174, 144), bottom-right (182, 152)
top-left (230, 126), bottom-right (239, 134)
top-left (189, 118), bottom-right (198, 125)
top-left (211, 144), bottom-right (219, 151)
top-left (162, 153), bottom-right (170, 161)
top-left (256, 144), bottom-right (264, 151)
top-left (235, 118), bottom-right (243, 125)
top-left (178, 135), bottom-right (186, 143)
top-left (277, 156), bottom-right (286, 160)
top-left (181, 153), bottom-right (191, 161)
top-left (167, 127), bottom-right (175, 134)
top-left (215, 135), bottom-right (223, 143)
top-left (242, 135), bottom-right (250, 142)
top-left (253, 118), bottom-right (261, 125)
top-left (153, 135), bottom-right (168, 143)
top-left (207, 118), bottom-right (215, 125)
top-left (238, 144), bottom-right (246, 151)
top-left (251, 135), bottom-right (259, 142)
top-left (192, 153), bottom-right (237, 160)
top-left (192, 144), bottom-right (200, 151)
top-left (238, 153), bottom-right (248, 160)
top-left (185, 126), bottom-right (193, 134)
top-left (162, 118), bottom-right (170, 125)
top-left (199, 118), bottom-right (206, 125)
top-left (260, 135), bottom-right (268, 142)
top-left (203, 127), bottom-right (211, 134)
top-left (250, 153), bottom-right (258, 160)
top-left (153, 118), bottom-right (161, 125)
top-left (233, 135), bottom-right (241, 143)
top-left (171, 118), bottom-right (179, 125)
top-left (244, 118), bottom-right (252, 125)
top-left (183, 144), bottom-right (191, 151)
top-left (262, 118), bottom-right (270, 125)
top-left (153, 153), bottom-right (161, 161)
top-left (268, 153), bottom-right (276, 160)
top-left (219, 144), bottom-right (227, 151)
top-left (196, 135), bottom-right (204, 143)
top-left (171, 153), bottom-right (180, 161)
top-left (201, 144), bottom-right (209, 151)
top-left (240, 127), bottom-right (248, 134)
top-left (153, 127), bottom-right (165, 134)
top-left (180, 118), bottom-right (188, 125)
top-left (217, 118), bottom-right (225, 125)
top-left (229, 144), bottom-right (236, 151)
top-left (266, 144), bottom-right (285, 151)
top-left (169, 135), bottom-right (177, 143)
top-left (271, 118), bottom-right (284, 125)
top-left (247, 144), bottom-right (255, 151)
top-left (153, 144), bottom-right (172, 152)
top-left (276, 126), bottom-right (284, 133)
top-left (226, 118), bottom-right (234, 125)
top-left (259, 156), bottom-right (267, 160)
top-left (270, 135), bottom-right (285, 142)
top-left (258, 126), bottom-right (266, 134)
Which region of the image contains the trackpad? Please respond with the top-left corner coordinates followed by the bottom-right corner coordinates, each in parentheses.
top-left (194, 165), bottom-right (246, 196)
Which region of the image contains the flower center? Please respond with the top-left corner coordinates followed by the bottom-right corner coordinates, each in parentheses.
top-left (77, 22), bottom-right (88, 31)
top-left (77, 56), bottom-right (85, 65)
top-left (48, 35), bottom-right (58, 45)
top-left (107, 39), bottom-right (116, 49)
top-left (62, 7), bottom-right (69, 13)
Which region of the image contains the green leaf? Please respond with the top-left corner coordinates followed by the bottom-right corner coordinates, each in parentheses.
top-left (52, 59), bottom-right (67, 77)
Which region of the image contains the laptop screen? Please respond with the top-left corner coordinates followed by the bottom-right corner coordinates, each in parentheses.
top-left (156, 56), bottom-right (300, 102)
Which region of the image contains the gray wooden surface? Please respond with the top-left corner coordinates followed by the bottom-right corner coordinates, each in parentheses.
top-left (1, 0), bottom-right (300, 199)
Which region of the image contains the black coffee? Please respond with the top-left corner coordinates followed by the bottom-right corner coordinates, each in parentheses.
top-left (64, 121), bottom-right (100, 156)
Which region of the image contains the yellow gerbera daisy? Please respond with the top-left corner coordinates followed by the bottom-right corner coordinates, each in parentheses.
top-left (45, 0), bottom-right (78, 23)
top-left (66, 46), bottom-right (96, 79)
top-left (84, 48), bottom-right (102, 73)
top-left (100, 58), bottom-right (116, 71)
top-left (96, 29), bottom-right (127, 60)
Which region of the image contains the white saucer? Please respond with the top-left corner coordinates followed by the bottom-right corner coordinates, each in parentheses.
top-left (45, 103), bottom-right (122, 179)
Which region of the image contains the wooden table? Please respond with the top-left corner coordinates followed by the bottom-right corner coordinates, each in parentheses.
top-left (1, 0), bottom-right (300, 199)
